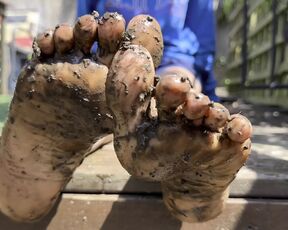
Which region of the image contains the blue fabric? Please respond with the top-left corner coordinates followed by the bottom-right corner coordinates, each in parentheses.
top-left (77, 0), bottom-right (218, 101)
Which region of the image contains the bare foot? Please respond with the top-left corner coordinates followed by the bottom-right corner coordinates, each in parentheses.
top-left (106, 44), bottom-right (252, 223)
top-left (0, 12), bottom-right (126, 222)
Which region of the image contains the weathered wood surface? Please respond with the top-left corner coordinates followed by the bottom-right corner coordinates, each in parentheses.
top-left (65, 125), bottom-right (288, 197)
top-left (0, 194), bottom-right (287, 230)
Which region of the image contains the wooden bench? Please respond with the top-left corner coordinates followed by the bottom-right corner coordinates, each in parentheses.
top-left (0, 125), bottom-right (287, 229)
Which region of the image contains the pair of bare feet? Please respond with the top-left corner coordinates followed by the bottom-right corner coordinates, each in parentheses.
top-left (0, 12), bottom-right (252, 223)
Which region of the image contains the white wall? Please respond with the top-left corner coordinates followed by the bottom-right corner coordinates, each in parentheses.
top-left (7, 0), bottom-right (77, 30)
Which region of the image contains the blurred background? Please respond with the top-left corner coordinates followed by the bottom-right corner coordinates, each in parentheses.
top-left (0, 0), bottom-right (77, 128)
top-left (0, 0), bottom-right (76, 95)
top-left (216, 0), bottom-right (288, 108)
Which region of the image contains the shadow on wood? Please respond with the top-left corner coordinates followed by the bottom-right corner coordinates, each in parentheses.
top-left (0, 197), bottom-right (61, 230)
top-left (100, 178), bottom-right (182, 230)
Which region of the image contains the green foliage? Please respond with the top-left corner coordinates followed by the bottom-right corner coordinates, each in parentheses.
top-left (0, 95), bottom-right (11, 131)
top-left (218, 0), bottom-right (238, 23)
top-left (222, 0), bottom-right (235, 17)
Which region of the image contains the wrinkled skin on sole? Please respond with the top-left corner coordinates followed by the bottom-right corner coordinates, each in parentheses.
top-left (0, 12), bottom-right (252, 223)
top-left (0, 13), bottom-right (115, 221)
top-left (107, 59), bottom-right (252, 222)
top-left (106, 46), bottom-right (252, 222)
top-left (0, 59), bottom-right (112, 221)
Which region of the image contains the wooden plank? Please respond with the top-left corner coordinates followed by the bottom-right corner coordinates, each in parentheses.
top-left (247, 0), bottom-right (263, 16)
top-left (243, 95), bottom-right (288, 109)
top-left (228, 18), bottom-right (243, 39)
top-left (227, 1), bottom-right (243, 22)
top-left (248, 35), bottom-right (284, 61)
top-left (226, 59), bottom-right (243, 70)
top-left (248, 11), bottom-right (272, 38)
top-left (65, 126), bottom-right (288, 197)
top-left (0, 194), bottom-right (287, 230)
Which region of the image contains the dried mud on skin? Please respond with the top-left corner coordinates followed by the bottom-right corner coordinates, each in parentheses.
top-left (0, 11), bottom-right (252, 224)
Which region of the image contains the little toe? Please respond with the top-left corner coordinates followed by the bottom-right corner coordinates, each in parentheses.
top-left (225, 114), bottom-right (252, 143)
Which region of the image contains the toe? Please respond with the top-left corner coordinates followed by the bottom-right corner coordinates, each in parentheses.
top-left (225, 114), bottom-right (253, 143)
top-left (98, 12), bottom-right (126, 52)
top-left (73, 13), bottom-right (99, 54)
top-left (34, 29), bottom-right (55, 57)
top-left (155, 73), bottom-right (191, 111)
top-left (125, 15), bottom-right (163, 68)
top-left (159, 66), bottom-right (202, 93)
top-left (53, 24), bottom-right (75, 54)
top-left (106, 44), bottom-right (155, 174)
top-left (35, 13), bottom-right (99, 58)
top-left (182, 90), bottom-right (210, 120)
top-left (106, 44), bottom-right (154, 131)
top-left (204, 102), bottom-right (230, 131)
top-left (97, 12), bottom-right (126, 66)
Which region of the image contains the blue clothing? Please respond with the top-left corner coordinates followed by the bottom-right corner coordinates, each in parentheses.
top-left (77, 0), bottom-right (218, 101)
